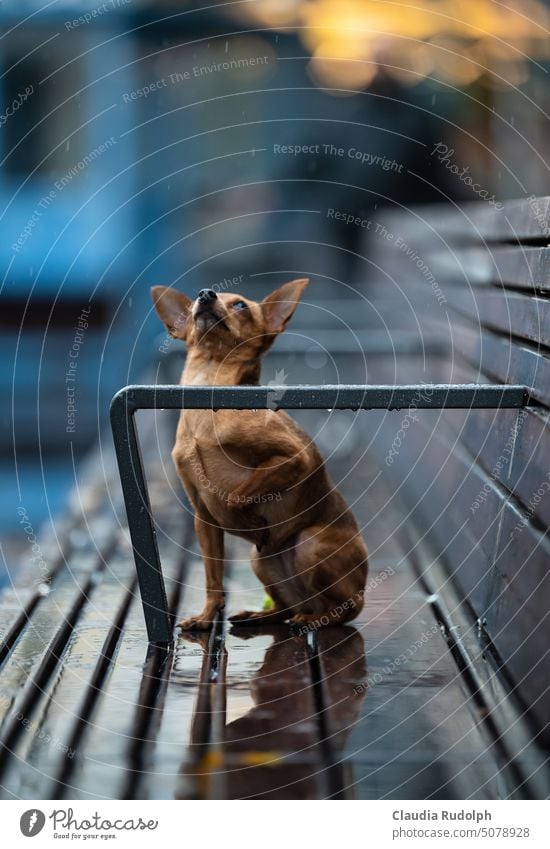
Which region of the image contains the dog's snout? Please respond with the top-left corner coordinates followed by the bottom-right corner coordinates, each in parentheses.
top-left (197, 288), bottom-right (217, 304)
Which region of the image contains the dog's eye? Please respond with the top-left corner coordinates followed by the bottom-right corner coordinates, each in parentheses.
top-left (232, 300), bottom-right (247, 311)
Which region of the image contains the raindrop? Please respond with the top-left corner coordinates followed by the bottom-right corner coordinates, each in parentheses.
top-left (129, 297), bottom-right (133, 308)
top-left (305, 348), bottom-right (328, 369)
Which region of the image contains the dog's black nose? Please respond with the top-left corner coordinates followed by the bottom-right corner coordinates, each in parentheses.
top-left (197, 288), bottom-right (217, 304)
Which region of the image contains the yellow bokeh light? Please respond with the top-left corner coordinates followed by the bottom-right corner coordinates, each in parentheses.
top-left (231, 0), bottom-right (550, 89)
top-left (383, 41), bottom-right (435, 86)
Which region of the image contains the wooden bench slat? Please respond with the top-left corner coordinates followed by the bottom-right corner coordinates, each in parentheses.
top-left (430, 315), bottom-right (550, 408)
top-left (427, 245), bottom-right (550, 294)
top-left (338, 484), bottom-right (503, 799)
top-left (363, 198), bottom-right (550, 767)
top-left (364, 345), bottom-right (550, 530)
top-left (446, 289), bottom-right (550, 348)
top-left (441, 406), bottom-right (550, 530)
top-left (9, 572), bottom-right (137, 799)
top-left (0, 537), bottom-right (116, 749)
top-left (378, 415), bottom-right (550, 746)
top-left (381, 197), bottom-right (550, 243)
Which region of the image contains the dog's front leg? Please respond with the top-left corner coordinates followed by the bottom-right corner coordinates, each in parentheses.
top-left (178, 507), bottom-right (225, 630)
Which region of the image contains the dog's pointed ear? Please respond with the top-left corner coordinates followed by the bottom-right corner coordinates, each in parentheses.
top-left (261, 278), bottom-right (309, 335)
top-left (151, 286), bottom-right (192, 341)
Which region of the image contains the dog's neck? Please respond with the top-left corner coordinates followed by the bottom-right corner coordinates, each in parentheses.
top-left (181, 348), bottom-right (261, 386)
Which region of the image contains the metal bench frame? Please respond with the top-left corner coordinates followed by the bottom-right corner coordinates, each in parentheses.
top-left (110, 383), bottom-right (532, 644)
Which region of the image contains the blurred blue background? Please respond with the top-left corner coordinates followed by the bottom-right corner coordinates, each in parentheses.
top-left (2, 0), bottom-right (549, 582)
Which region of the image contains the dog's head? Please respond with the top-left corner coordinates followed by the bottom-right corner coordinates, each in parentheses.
top-left (151, 278), bottom-right (309, 361)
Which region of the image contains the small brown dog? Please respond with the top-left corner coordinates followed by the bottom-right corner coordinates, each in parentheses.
top-left (152, 279), bottom-right (368, 629)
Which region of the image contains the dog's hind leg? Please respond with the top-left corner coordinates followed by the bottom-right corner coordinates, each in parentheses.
top-left (229, 546), bottom-right (296, 625)
top-left (288, 524), bottom-right (368, 627)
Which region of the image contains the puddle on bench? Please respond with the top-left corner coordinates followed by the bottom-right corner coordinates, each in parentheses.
top-left (175, 624), bottom-right (367, 800)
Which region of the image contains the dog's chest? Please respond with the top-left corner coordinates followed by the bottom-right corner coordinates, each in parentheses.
top-left (175, 412), bottom-right (249, 501)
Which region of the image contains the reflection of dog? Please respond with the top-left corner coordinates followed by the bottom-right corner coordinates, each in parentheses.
top-left (152, 280), bottom-right (368, 630)
top-left (179, 626), bottom-right (367, 799)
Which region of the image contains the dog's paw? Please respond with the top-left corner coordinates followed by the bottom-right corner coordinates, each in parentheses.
top-left (229, 610), bottom-right (265, 624)
top-left (229, 609), bottom-right (291, 627)
top-left (177, 615), bottom-right (214, 631)
top-left (229, 609), bottom-right (259, 621)
top-left (291, 613), bottom-right (323, 626)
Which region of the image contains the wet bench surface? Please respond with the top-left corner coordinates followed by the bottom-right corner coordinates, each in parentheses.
top-left (1, 396), bottom-right (548, 800)
top-left (5, 192), bottom-right (550, 800)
